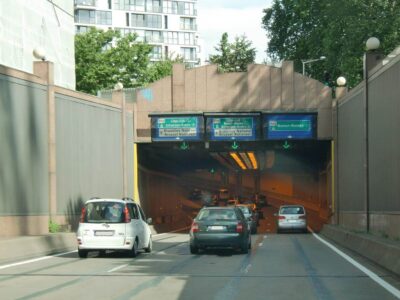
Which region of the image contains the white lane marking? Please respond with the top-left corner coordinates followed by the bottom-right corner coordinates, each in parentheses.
top-left (311, 229), bottom-right (400, 299)
top-left (107, 264), bottom-right (129, 273)
top-left (0, 227), bottom-right (189, 271)
top-left (0, 250), bottom-right (77, 271)
top-left (243, 264), bottom-right (252, 274)
top-left (263, 235), bottom-right (267, 239)
top-left (258, 243), bottom-right (263, 247)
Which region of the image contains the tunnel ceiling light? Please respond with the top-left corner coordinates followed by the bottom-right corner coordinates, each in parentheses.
top-left (229, 152), bottom-right (247, 170)
top-left (247, 152), bottom-right (258, 169)
top-left (239, 152), bottom-right (253, 169)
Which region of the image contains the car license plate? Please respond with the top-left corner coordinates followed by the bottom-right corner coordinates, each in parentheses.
top-left (209, 226), bottom-right (225, 231)
top-left (95, 230), bottom-right (115, 236)
top-left (288, 219), bottom-right (298, 223)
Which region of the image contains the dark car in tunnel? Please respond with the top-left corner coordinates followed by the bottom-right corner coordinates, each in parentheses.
top-left (189, 207), bottom-right (251, 254)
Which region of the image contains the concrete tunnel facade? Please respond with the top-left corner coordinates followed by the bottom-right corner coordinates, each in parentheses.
top-left (133, 62), bottom-right (334, 232)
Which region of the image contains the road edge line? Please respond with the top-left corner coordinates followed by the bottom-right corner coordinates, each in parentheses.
top-left (310, 228), bottom-right (400, 299)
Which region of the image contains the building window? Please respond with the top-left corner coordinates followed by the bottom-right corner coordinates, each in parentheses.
top-left (131, 13), bottom-right (145, 27)
top-left (75, 0), bottom-right (96, 6)
top-left (75, 9), bottom-right (96, 24)
top-left (147, 14), bottom-right (162, 28)
top-left (165, 46), bottom-right (169, 57)
top-left (145, 30), bottom-right (162, 43)
top-left (164, 31), bottom-right (178, 44)
top-left (183, 32), bottom-right (193, 45)
top-left (150, 46), bottom-right (162, 59)
top-left (164, 15), bottom-right (168, 29)
top-left (97, 11), bottom-right (112, 25)
top-left (181, 47), bottom-right (196, 61)
top-left (146, 0), bottom-right (161, 13)
top-left (76, 26), bottom-right (90, 34)
top-left (180, 17), bottom-right (196, 30)
top-left (131, 13), bottom-right (161, 28)
top-left (163, 0), bottom-right (172, 14)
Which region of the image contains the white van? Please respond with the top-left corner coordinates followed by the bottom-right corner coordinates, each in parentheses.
top-left (76, 198), bottom-right (152, 258)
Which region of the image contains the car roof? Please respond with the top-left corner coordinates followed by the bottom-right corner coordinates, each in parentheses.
top-left (279, 205), bottom-right (304, 208)
top-left (85, 198), bottom-right (135, 204)
top-left (201, 206), bottom-right (236, 210)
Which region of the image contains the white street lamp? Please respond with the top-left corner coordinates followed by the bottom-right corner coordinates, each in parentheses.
top-left (366, 37), bottom-right (380, 51)
top-left (33, 47), bottom-right (46, 61)
top-left (336, 76), bottom-right (347, 86)
top-left (302, 56), bottom-right (326, 76)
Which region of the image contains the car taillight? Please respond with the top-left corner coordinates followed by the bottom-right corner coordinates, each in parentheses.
top-left (124, 206), bottom-right (131, 223)
top-left (236, 222), bottom-right (244, 233)
top-left (191, 222), bottom-right (199, 233)
top-left (278, 216), bottom-right (285, 220)
top-left (80, 207), bottom-right (86, 223)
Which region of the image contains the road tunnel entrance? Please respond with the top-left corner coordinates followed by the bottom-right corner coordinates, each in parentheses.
top-left (138, 138), bottom-right (332, 233)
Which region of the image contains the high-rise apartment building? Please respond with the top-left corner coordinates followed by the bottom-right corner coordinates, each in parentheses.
top-left (0, 0), bottom-right (76, 89)
top-left (74, 0), bottom-right (203, 66)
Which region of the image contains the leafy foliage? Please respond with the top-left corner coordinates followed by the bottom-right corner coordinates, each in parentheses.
top-left (263, 0), bottom-right (400, 87)
top-left (209, 32), bottom-right (256, 72)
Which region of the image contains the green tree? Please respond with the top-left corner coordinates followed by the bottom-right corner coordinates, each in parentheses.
top-left (210, 32), bottom-right (256, 72)
top-left (144, 56), bottom-right (185, 83)
top-left (263, 0), bottom-right (400, 87)
top-left (75, 28), bottom-right (152, 94)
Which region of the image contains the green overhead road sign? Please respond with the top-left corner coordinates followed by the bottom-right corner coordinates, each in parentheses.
top-left (157, 117), bottom-right (198, 138)
top-left (213, 117), bottom-right (253, 137)
top-left (269, 120), bottom-right (311, 132)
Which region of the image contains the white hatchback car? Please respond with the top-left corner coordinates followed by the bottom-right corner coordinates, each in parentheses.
top-left (276, 205), bottom-right (307, 233)
top-left (76, 198), bottom-right (152, 258)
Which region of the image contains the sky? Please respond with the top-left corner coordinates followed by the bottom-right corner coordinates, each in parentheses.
top-left (197, 0), bottom-right (273, 63)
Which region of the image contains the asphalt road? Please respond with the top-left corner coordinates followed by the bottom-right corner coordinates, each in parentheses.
top-left (1, 230), bottom-right (399, 300)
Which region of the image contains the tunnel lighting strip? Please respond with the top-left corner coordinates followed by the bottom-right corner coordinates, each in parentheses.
top-left (229, 152), bottom-right (247, 170)
top-left (239, 152), bottom-right (253, 169)
top-left (247, 152), bottom-right (258, 169)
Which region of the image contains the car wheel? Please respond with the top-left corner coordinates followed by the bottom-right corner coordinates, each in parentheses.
top-left (251, 226), bottom-right (257, 234)
top-left (99, 250), bottom-right (106, 257)
top-left (303, 228), bottom-right (308, 234)
top-left (248, 237), bottom-right (252, 249)
top-left (144, 237), bottom-right (152, 253)
top-left (78, 249), bottom-right (88, 258)
top-left (190, 244), bottom-right (198, 254)
top-left (129, 239), bottom-right (138, 258)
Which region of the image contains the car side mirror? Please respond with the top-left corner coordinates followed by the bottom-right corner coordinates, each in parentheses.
top-left (147, 218), bottom-right (152, 225)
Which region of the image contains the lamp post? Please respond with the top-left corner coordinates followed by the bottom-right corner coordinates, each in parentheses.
top-left (115, 82), bottom-right (127, 198)
top-left (302, 56), bottom-right (326, 76)
top-left (364, 37), bottom-right (381, 233)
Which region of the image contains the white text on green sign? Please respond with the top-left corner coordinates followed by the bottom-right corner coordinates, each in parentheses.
top-left (269, 120), bottom-right (311, 131)
top-left (213, 118), bottom-right (253, 137)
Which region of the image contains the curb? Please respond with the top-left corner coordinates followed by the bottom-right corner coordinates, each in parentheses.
top-left (320, 225), bottom-right (400, 277)
top-left (0, 233), bottom-right (77, 265)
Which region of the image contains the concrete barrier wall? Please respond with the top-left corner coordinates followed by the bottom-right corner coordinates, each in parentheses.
top-left (336, 48), bottom-right (400, 239)
top-left (0, 64), bottom-right (134, 235)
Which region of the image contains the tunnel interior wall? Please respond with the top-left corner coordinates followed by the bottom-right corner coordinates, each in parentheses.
top-left (337, 51), bottom-right (400, 239)
top-left (138, 167), bottom-right (193, 231)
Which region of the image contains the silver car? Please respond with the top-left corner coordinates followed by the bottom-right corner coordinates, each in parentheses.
top-left (76, 198), bottom-right (152, 258)
top-left (276, 205), bottom-right (307, 233)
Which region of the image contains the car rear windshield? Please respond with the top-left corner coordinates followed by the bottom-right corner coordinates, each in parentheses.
top-left (280, 206), bottom-right (305, 215)
top-left (197, 209), bottom-right (238, 221)
top-left (84, 202), bottom-right (126, 223)
top-left (237, 206), bottom-right (251, 215)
